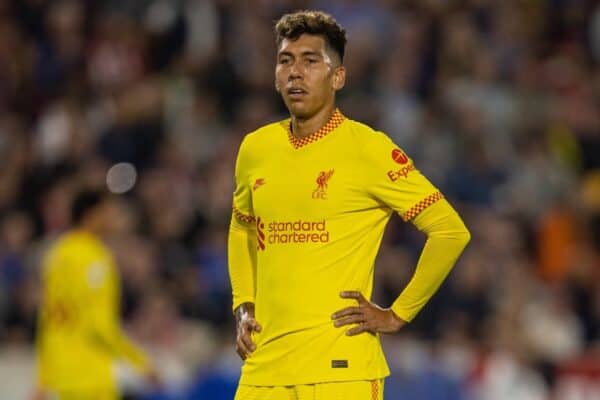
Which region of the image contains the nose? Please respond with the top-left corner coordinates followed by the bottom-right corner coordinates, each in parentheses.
top-left (288, 61), bottom-right (303, 81)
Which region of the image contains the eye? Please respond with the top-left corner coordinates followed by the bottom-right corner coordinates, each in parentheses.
top-left (279, 58), bottom-right (291, 65)
top-left (307, 59), bottom-right (318, 64)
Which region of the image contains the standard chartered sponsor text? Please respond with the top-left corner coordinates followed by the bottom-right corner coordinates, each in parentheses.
top-left (267, 220), bottom-right (330, 244)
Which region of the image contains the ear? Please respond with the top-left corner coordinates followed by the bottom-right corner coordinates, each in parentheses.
top-left (332, 66), bottom-right (346, 91)
top-left (275, 80), bottom-right (281, 93)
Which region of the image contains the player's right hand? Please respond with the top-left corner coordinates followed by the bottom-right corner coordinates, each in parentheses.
top-left (235, 302), bottom-right (262, 360)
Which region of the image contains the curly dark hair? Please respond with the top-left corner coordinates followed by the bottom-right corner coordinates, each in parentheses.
top-left (275, 10), bottom-right (347, 63)
top-left (71, 189), bottom-right (109, 225)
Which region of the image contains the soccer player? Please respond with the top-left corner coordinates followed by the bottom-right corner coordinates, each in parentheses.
top-left (35, 190), bottom-right (156, 400)
top-left (228, 10), bottom-right (471, 400)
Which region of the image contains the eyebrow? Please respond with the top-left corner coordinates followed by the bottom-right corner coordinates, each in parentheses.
top-left (278, 50), bottom-right (323, 58)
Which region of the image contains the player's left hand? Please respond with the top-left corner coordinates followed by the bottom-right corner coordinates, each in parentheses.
top-left (331, 291), bottom-right (407, 336)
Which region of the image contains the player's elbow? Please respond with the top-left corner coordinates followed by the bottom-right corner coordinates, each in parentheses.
top-left (425, 213), bottom-right (471, 247)
top-left (440, 217), bottom-right (471, 250)
top-left (447, 212), bottom-right (471, 249)
top-left (458, 225), bottom-right (471, 249)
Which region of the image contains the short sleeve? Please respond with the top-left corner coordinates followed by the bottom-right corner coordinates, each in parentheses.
top-left (232, 137), bottom-right (256, 226)
top-left (362, 131), bottom-right (443, 221)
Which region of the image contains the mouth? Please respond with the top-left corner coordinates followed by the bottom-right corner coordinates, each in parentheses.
top-left (287, 87), bottom-right (308, 99)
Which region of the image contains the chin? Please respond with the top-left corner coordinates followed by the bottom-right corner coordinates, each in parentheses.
top-left (285, 101), bottom-right (314, 119)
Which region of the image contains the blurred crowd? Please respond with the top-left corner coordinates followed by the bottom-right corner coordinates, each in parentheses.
top-left (0, 0), bottom-right (599, 399)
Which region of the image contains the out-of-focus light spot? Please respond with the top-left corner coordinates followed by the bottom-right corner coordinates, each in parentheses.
top-left (106, 163), bottom-right (137, 194)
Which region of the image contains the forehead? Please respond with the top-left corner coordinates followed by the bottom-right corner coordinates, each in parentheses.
top-left (278, 34), bottom-right (327, 55)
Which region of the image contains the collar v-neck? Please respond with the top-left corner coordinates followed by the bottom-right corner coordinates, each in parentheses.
top-left (286, 108), bottom-right (345, 149)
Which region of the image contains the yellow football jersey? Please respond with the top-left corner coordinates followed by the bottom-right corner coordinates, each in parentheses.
top-left (37, 230), bottom-right (149, 395)
top-left (229, 109), bottom-right (448, 386)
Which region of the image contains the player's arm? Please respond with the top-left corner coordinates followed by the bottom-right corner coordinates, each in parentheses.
top-left (228, 215), bottom-right (257, 313)
top-left (84, 261), bottom-right (153, 376)
top-left (333, 132), bottom-right (470, 334)
top-left (333, 200), bottom-right (469, 334)
top-left (35, 249), bottom-right (58, 392)
top-left (228, 136), bottom-right (261, 359)
top-left (389, 198), bottom-right (470, 321)
top-left (229, 220), bottom-right (262, 359)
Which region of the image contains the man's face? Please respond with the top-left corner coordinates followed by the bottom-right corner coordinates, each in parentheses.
top-left (275, 34), bottom-right (345, 118)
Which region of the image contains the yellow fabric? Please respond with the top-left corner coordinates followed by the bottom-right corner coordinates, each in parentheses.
top-left (235, 379), bottom-right (384, 400)
top-left (228, 111), bottom-right (469, 385)
top-left (50, 388), bottom-right (119, 400)
top-left (37, 230), bottom-right (150, 394)
top-left (228, 218), bottom-right (257, 312)
top-left (391, 199), bottom-right (471, 321)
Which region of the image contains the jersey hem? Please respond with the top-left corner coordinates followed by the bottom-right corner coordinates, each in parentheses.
top-left (238, 372), bottom-right (390, 387)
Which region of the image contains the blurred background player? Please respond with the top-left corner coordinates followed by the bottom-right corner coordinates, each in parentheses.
top-left (35, 190), bottom-right (157, 400)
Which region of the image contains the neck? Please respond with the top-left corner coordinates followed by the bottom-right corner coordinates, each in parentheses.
top-left (77, 222), bottom-right (101, 238)
top-left (290, 103), bottom-right (336, 139)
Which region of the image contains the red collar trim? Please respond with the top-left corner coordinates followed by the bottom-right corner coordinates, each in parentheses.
top-left (287, 109), bottom-right (345, 149)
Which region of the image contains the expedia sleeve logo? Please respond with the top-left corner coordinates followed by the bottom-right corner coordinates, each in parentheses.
top-left (255, 218), bottom-right (331, 250)
top-left (387, 164), bottom-right (416, 181)
top-left (391, 148), bottom-right (409, 164)
top-left (387, 148), bottom-right (416, 181)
